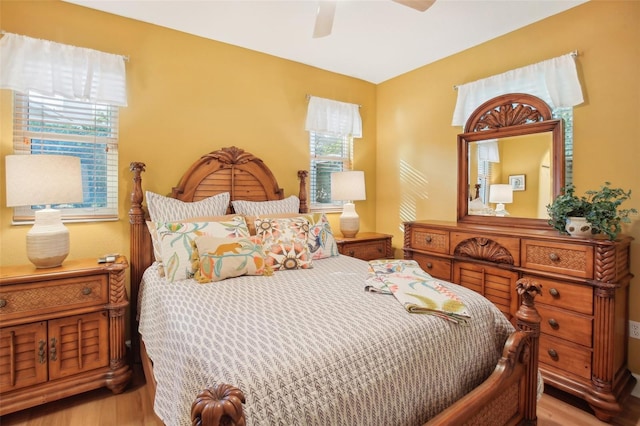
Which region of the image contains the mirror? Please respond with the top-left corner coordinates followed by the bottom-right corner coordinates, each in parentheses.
top-left (457, 93), bottom-right (565, 229)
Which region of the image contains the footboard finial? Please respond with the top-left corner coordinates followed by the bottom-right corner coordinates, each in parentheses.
top-left (191, 384), bottom-right (246, 426)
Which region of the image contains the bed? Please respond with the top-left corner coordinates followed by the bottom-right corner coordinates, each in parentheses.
top-left (128, 146), bottom-right (542, 426)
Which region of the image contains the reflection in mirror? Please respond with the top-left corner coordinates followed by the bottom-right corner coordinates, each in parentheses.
top-left (457, 93), bottom-right (565, 230)
top-left (468, 132), bottom-right (553, 219)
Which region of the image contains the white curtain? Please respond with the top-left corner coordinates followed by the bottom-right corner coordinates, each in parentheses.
top-left (452, 53), bottom-right (583, 126)
top-left (477, 139), bottom-right (500, 163)
top-left (305, 96), bottom-right (362, 138)
top-left (0, 33), bottom-right (127, 106)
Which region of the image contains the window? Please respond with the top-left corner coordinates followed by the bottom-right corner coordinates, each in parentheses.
top-left (309, 131), bottom-right (353, 211)
top-left (12, 91), bottom-right (119, 222)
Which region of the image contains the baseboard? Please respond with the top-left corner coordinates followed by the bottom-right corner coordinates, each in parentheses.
top-left (633, 373), bottom-right (640, 398)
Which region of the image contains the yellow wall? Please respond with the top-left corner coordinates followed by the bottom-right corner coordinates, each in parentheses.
top-left (377, 1), bottom-right (639, 374)
top-left (0, 0), bottom-right (377, 267)
top-left (1, 1), bottom-right (638, 375)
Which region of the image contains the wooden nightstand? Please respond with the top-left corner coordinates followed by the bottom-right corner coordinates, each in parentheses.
top-left (335, 232), bottom-right (393, 261)
top-left (0, 257), bottom-right (132, 415)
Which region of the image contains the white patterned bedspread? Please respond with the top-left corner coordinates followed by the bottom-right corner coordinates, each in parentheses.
top-left (138, 255), bottom-right (515, 426)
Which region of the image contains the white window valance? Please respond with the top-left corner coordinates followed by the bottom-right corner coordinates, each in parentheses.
top-left (452, 53), bottom-right (583, 126)
top-left (305, 96), bottom-right (362, 138)
top-left (0, 33), bottom-right (127, 107)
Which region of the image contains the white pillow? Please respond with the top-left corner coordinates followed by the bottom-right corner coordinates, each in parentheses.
top-left (146, 191), bottom-right (230, 222)
top-left (232, 195), bottom-right (300, 215)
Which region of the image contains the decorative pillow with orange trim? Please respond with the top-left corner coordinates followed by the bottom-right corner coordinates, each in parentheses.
top-left (193, 236), bottom-right (270, 283)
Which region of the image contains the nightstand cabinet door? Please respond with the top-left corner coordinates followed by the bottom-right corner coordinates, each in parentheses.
top-left (0, 322), bottom-right (48, 393)
top-left (48, 311), bottom-right (109, 380)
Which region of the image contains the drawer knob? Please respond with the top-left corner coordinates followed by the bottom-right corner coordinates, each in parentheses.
top-left (426, 262), bottom-right (433, 269)
top-left (548, 318), bottom-right (559, 329)
top-left (549, 252), bottom-right (560, 262)
top-left (348, 250), bottom-right (355, 256)
top-left (82, 287), bottom-right (92, 295)
top-left (425, 236), bottom-right (432, 243)
top-left (549, 288), bottom-right (560, 297)
top-left (377, 247), bottom-right (382, 253)
top-left (0, 299), bottom-right (6, 308)
top-left (548, 348), bottom-right (558, 359)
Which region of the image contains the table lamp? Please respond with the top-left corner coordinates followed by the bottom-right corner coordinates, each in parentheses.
top-left (331, 171), bottom-right (366, 238)
top-left (489, 184), bottom-right (513, 217)
top-left (5, 154), bottom-right (83, 268)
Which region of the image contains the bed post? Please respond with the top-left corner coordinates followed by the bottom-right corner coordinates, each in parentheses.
top-left (297, 170), bottom-right (308, 213)
top-left (129, 161), bottom-right (147, 362)
top-left (515, 278), bottom-right (542, 425)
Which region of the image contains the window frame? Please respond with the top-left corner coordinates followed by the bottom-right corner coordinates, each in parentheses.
top-left (308, 131), bottom-right (353, 212)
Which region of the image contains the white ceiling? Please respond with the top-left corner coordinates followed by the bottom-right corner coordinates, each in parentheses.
top-left (63, 0), bottom-right (587, 84)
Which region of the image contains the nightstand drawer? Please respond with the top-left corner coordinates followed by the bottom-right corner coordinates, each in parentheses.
top-left (540, 334), bottom-right (592, 380)
top-left (522, 239), bottom-right (594, 279)
top-left (537, 304), bottom-right (592, 347)
top-left (411, 252), bottom-right (452, 281)
top-left (340, 240), bottom-right (388, 260)
top-left (410, 228), bottom-right (449, 254)
top-left (523, 275), bottom-right (593, 315)
top-left (0, 275), bottom-right (108, 321)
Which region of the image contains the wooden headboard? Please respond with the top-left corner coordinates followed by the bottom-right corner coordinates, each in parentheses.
top-left (128, 146), bottom-right (308, 354)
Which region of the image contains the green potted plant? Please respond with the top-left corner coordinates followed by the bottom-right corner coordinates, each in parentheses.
top-left (547, 182), bottom-right (637, 240)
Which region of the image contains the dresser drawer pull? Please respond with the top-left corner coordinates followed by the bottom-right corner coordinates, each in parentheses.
top-left (50, 337), bottom-right (58, 361)
top-left (348, 250), bottom-right (355, 256)
top-left (548, 318), bottom-right (559, 329)
top-left (82, 287), bottom-right (92, 295)
top-left (548, 348), bottom-right (558, 359)
top-left (38, 340), bottom-right (46, 364)
top-left (426, 262), bottom-right (433, 269)
top-left (425, 236), bottom-right (432, 243)
top-left (377, 247), bottom-right (382, 253)
top-left (549, 252), bottom-right (560, 262)
top-left (549, 288), bottom-right (560, 297)
top-left (0, 299), bottom-right (6, 308)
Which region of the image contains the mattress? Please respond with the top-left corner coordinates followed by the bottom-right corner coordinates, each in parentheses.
top-left (138, 255), bottom-right (514, 426)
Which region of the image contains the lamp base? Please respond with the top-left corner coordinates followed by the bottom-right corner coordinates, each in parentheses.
top-left (26, 208), bottom-right (70, 268)
top-left (494, 203), bottom-right (510, 217)
top-left (340, 202), bottom-right (360, 238)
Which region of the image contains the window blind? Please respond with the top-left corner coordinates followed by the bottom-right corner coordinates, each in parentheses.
top-left (12, 91), bottom-right (119, 221)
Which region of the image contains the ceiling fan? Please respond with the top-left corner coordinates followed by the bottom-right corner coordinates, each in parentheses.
top-left (313, 0), bottom-right (436, 38)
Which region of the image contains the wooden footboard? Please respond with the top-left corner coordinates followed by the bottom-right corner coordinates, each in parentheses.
top-left (189, 280), bottom-right (542, 426)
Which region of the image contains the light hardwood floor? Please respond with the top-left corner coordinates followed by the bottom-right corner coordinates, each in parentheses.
top-left (1, 366), bottom-right (638, 425)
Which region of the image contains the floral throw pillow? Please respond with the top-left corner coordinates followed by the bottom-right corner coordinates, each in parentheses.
top-left (255, 217), bottom-right (313, 270)
top-left (193, 236), bottom-right (269, 283)
top-left (157, 218), bottom-right (251, 282)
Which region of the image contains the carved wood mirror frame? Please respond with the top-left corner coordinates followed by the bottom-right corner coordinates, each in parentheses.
top-left (457, 93), bottom-right (565, 229)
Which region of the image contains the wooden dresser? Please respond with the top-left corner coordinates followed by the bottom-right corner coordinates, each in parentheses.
top-left (403, 220), bottom-right (635, 422)
top-left (0, 257), bottom-right (132, 415)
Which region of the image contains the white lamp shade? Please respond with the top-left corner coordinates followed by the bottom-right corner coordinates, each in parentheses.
top-left (330, 171), bottom-right (366, 201)
top-left (489, 184), bottom-right (513, 204)
top-left (5, 154), bottom-right (83, 268)
top-left (5, 154), bottom-right (83, 207)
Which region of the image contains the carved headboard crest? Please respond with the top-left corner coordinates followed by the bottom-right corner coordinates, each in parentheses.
top-left (207, 146), bottom-right (255, 166)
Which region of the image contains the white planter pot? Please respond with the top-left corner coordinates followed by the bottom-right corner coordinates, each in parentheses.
top-left (565, 216), bottom-right (593, 238)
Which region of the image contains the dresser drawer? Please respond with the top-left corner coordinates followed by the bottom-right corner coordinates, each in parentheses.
top-left (537, 304), bottom-right (592, 347)
top-left (539, 334), bottom-right (592, 380)
top-left (523, 275), bottom-right (593, 315)
top-left (411, 252), bottom-right (452, 281)
top-left (0, 275), bottom-right (109, 322)
top-left (521, 239), bottom-right (594, 279)
top-left (339, 240), bottom-right (388, 261)
top-left (409, 228), bottom-right (449, 254)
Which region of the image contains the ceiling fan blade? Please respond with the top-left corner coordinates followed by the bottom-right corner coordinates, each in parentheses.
top-left (392, 0), bottom-right (436, 12)
top-left (313, 1), bottom-right (336, 38)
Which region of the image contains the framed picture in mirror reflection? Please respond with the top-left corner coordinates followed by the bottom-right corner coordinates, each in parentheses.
top-left (509, 174), bottom-right (526, 191)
